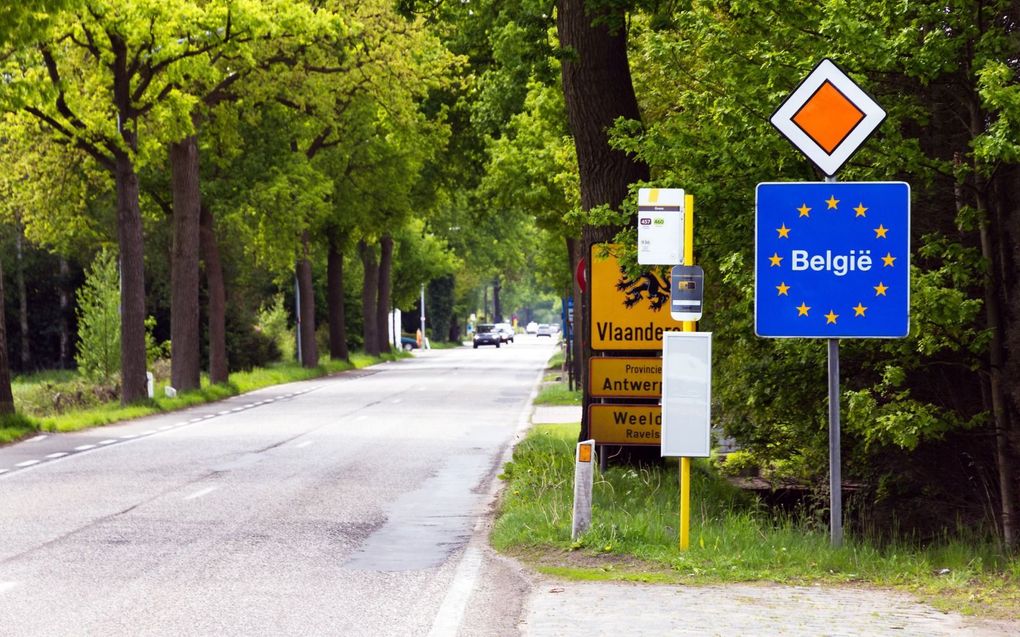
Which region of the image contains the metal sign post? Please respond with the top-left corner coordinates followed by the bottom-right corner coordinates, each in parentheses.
top-left (761, 58), bottom-right (909, 548)
top-left (680, 194), bottom-right (695, 550)
top-left (824, 176), bottom-right (843, 547)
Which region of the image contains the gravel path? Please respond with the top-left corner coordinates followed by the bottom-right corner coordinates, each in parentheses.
top-left (520, 579), bottom-right (1017, 636)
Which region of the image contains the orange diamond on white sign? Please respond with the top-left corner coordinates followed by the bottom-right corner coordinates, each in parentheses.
top-left (771, 59), bottom-right (886, 176)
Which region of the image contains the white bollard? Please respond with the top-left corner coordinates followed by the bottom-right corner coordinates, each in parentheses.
top-left (146, 372), bottom-right (154, 399)
top-left (164, 386), bottom-right (177, 399)
top-left (571, 439), bottom-right (596, 540)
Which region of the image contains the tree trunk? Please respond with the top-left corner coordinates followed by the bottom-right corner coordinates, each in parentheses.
top-left (199, 205), bottom-right (228, 384)
top-left (359, 239), bottom-right (379, 356)
top-left (0, 256), bottom-right (14, 415)
top-left (114, 151), bottom-right (149, 404)
top-left (977, 192), bottom-right (1016, 549)
top-left (169, 135), bottom-right (202, 391)
top-left (15, 222), bottom-right (30, 372)
top-left (58, 257), bottom-right (70, 369)
top-left (376, 235), bottom-right (393, 354)
top-left (493, 277), bottom-right (503, 323)
top-left (327, 236), bottom-right (349, 361)
top-left (956, 147), bottom-right (1016, 548)
top-left (557, 0), bottom-right (650, 440)
top-left (296, 232), bottom-right (317, 368)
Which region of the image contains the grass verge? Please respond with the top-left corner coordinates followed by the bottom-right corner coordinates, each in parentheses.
top-left (1, 351), bottom-right (405, 445)
top-left (492, 423), bottom-right (1020, 620)
top-left (533, 348), bottom-right (581, 406)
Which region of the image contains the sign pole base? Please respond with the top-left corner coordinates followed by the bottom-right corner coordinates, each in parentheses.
top-left (679, 457), bottom-right (691, 550)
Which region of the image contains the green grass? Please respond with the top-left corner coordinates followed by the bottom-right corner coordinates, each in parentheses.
top-left (1, 351), bottom-right (406, 443)
top-left (425, 340), bottom-right (463, 350)
top-left (533, 384), bottom-right (582, 406)
top-left (533, 349), bottom-right (581, 405)
top-left (493, 424), bottom-right (1020, 619)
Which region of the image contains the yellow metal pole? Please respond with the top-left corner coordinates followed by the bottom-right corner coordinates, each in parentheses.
top-left (679, 194), bottom-right (695, 551)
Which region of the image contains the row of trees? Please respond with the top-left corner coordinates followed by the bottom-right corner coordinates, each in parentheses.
top-left (0, 1), bottom-right (557, 412)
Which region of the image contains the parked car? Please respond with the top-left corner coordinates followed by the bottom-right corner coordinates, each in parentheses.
top-left (536, 324), bottom-right (553, 337)
top-left (400, 336), bottom-right (418, 351)
top-left (473, 324), bottom-right (501, 348)
top-left (525, 321), bottom-right (538, 334)
top-left (494, 322), bottom-right (515, 344)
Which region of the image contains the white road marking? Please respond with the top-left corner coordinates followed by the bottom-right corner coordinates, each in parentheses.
top-left (98, 439), bottom-right (117, 445)
top-left (204, 414), bottom-right (215, 419)
top-left (0, 469), bottom-right (9, 475)
top-left (158, 425), bottom-right (173, 431)
top-left (426, 546), bottom-right (484, 637)
top-left (0, 581), bottom-right (18, 594)
top-left (189, 418), bottom-right (203, 423)
top-left (295, 441), bottom-right (313, 449)
top-left (45, 452), bottom-right (68, 459)
top-left (174, 421), bottom-right (189, 426)
top-left (231, 407), bottom-right (243, 412)
top-left (244, 404), bottom-right (255, 408)
top-left (15, 460), bottom-right (40, 468)
top-left (392, 398), bottom-right (403, 404)
top-left (217, 411), bottom-right (230, 416)
top-left (120, 434), bottom-right (138, 439)
top-left (141, 430), bottom-right (157, 435)
top-left (184, 486), bottom-right (218, 501)
top-left (74, 444), bottom-right (96, 451)
top-left (355, 415), bottom-right (368, 422)
top-left (27, 435), bottom-right (47, 443)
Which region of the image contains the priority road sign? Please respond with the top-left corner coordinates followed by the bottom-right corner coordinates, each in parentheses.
top-left (755, 182), bottom-right (910, 338)
top-left (770, 58), bottom-right (886, 176)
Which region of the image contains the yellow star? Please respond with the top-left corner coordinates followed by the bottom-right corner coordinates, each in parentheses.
top-left (874, 224), bottom-right (889, 238)
top-left (769, 252), bottom-right (783, 267)
top-left (777, 223), bottom-right (791, 239)
top-left (797, 204), bottom-right (811, 217)
top-left (825, 310), bottom-right (839, 324)
top-left (853, 303), bottom-right (868, 317)
top-left (882, 252), bottom-right (896, 267)
top-left (776, 282), bottom-right (790, 296)
top-left (874, 282), bottom-right (888, 296)
top-left (796, 302), bottom-right (810, 316)
top-left (854, 203), bottom-right (868, 217)
top-left (826, 195), bottom-right (839, 209)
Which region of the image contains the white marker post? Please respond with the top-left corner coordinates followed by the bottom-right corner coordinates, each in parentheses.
top-left (571, 439), bottom-right (596, 540)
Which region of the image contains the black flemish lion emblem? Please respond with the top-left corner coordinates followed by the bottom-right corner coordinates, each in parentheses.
top-left (616, 269), bottom-right (669, 311)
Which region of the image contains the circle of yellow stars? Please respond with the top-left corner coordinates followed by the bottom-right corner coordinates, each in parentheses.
top-left (769, 194), bottom-right (897, 326)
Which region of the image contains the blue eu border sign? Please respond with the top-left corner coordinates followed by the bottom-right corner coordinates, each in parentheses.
top-left (755, 182), bottom-right (910, 338)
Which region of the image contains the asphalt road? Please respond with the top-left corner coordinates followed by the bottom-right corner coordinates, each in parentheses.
top-left (0, 336), bottom-right (556, 636)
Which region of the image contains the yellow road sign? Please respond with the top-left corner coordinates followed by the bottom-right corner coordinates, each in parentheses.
top-left (589, 357), bottom-right (662, 398)
top-left (589, 404), bottom-right (661, 446)
top-left (590, 244), bottom-right (680, 351)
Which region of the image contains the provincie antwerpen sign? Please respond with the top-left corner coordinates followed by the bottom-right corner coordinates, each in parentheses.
top-left (590, 244), bottom-right (682, 351)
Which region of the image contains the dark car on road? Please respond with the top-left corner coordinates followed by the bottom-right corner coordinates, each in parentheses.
top-left (473, 324), bottom-right (501, 348)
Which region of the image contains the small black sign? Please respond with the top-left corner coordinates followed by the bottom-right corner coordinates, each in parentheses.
top-left (670, 265), bottom-right (704, 321)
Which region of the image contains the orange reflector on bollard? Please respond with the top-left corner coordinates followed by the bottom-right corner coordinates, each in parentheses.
top-left (578, 443), bottom-right (592, 463)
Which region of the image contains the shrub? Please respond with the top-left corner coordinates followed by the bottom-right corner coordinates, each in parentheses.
top-left (257, 294), bottom-right (295, 362)
top-left (75, 250), bottom-right (120, 383)
top-left (226, 303), bottom-right (280, 371)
